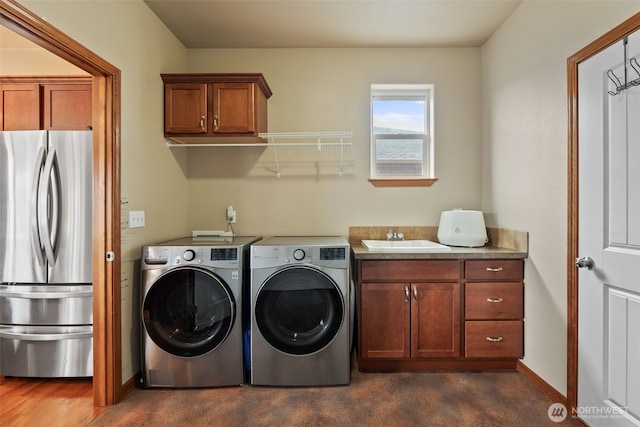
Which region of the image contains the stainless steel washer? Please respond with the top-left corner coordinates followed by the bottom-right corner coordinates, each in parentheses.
top-left (250, 236), bottom-right (351, 386)
top-left (140, 236), bottom-right (260, 388)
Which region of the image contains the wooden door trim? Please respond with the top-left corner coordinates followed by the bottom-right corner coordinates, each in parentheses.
top-left (0, 0), bottom-right (122, 406)
top-left (566, 11), bottom-right (640, 413)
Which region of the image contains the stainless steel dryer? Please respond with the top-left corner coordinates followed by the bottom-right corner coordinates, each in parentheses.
top-left (140, 236), bottom-right (260, 388)
top-left (250, 236), bottom-right (351, 386)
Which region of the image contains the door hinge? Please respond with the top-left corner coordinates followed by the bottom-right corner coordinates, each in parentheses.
top-left (106, 251), bottom-right (115, 262)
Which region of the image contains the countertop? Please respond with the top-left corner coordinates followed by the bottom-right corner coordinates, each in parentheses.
top-left (350, 242), bottom-right (528, 260)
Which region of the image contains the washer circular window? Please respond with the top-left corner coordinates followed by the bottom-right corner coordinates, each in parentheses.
top-left (255, 266), bottom-right (344, 355)
top-left (143, 267), bottom-right (235, 357)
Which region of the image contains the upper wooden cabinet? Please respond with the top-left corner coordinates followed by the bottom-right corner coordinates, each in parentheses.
top-left (161, 74), bottom-right (272, 142)
top-left (42, 84), bottom-right (92, 130)
top-left (0, 77), bottom-right (92, 131)
top-left (0, 83), bottom-right (40, 130)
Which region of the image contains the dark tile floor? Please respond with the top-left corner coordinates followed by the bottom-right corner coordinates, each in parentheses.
top-left (89, 366), bottom-right (583, 426)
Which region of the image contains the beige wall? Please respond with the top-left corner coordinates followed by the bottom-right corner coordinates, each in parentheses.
top-left (0, 27), bottom-right (87, 74)
top-left (186, 48), bottom-right (482, 236)
top-left (17, 0), bottom-right (190, 383)
top-left (481, 1), bottom-right (639, 395)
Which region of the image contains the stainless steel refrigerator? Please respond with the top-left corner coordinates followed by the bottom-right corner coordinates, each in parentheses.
top-left (0, 130), bottom-right (93, 377)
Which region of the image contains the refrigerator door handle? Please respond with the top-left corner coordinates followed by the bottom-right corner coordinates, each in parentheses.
top-left (0, 329), bottom-right (93, 341)
top-left (40, 146), bottom-right (61, 266)
top-left (0, 288), bottom-right (93, 299)
top-left (30, 145), bottom-right (47, 267)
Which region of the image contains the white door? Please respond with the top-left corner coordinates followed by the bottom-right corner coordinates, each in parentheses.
top-left (578, 30), bottom-right (640, 426)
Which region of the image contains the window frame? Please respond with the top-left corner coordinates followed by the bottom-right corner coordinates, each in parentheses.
top-left (369, 84), bottom-right (436, 187)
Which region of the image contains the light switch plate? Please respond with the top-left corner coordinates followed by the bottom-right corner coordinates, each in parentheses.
top-left (129, 210), bottom-right (145, 228)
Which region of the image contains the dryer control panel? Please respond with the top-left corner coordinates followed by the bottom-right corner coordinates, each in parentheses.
top-left (251, 245), bottom-right (349, 269)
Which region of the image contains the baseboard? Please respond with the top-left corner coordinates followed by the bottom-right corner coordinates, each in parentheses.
top-left (516, 361), bottom-right (589, 426)
top-left (121, 373), bottom-right (140, 398)
top-left (516, 360), bottom-right (567, 405)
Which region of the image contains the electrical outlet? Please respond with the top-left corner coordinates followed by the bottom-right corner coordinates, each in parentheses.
top-left (129, 210), bottom-right (145, 228)
top-left (226, 205), bottom-right (236, 224)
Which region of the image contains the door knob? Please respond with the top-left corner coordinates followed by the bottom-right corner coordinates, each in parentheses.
top-left (575, 256), bottom-right (595, 270)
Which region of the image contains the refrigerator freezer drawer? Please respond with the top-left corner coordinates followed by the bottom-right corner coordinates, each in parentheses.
top-left (0, 285), bottom-right (92, 325)
top-left (0, 325), bottom-right (93, 377)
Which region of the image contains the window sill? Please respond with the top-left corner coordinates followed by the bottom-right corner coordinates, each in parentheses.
top-left (368, 178), bottom-right (438, 187)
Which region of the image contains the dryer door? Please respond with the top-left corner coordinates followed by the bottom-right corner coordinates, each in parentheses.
top-left (143, 267), bottom-right (235, 357)
top-left (255, 266), bottom-right (344, 355)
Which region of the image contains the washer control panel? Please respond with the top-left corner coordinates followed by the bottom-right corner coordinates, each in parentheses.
top-left (142, 245), bottom-right (242, 269)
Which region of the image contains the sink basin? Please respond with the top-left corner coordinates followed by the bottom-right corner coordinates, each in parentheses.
top-left (361, 240), bottom-right (451, 252)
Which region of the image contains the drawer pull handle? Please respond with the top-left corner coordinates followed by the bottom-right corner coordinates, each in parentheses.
top-left (486, 298), bottom-right (504, 303)
top-left (404, 285), bottom-right (410, 302)
top-left (412, 285), bottom-right (418, 301)
top-left (486, 267), bottom-right (504, 272)
top-left (486, 336), bottom-right (504, 342)
top-left (199, 115), bottom-right (205, 130)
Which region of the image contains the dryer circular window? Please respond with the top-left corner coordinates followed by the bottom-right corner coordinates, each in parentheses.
top-left (254, 266), bottom-right (344, 355)
top-left (143, 266), bottom-right (235, 358)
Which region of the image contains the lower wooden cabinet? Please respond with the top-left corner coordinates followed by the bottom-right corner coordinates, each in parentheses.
top-left (356, 258), bottom-right (525, 371)
top-left (360, 282), bottom-right (460, 359)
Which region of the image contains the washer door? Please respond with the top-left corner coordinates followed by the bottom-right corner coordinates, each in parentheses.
top-left (255, 266), bottom-right (344, 355)
top-left (143, 267), bottom-right (235, 357)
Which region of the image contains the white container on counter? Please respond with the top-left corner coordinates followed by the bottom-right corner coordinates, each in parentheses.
top-left (437, 209), bottom-right (488, 247)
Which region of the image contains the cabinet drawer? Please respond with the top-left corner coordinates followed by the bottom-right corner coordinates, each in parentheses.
top-left (360, 260), bottom-right (460, 282)
top-left (465, 260), bottom-right (523, 281)
top-left (465, 320), bottom-right (523, 358)
top-left (465, 282), bottom-right (523, 319)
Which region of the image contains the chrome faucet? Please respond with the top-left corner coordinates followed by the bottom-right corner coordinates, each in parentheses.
top-left (386, 229), bottom-right (405, 241)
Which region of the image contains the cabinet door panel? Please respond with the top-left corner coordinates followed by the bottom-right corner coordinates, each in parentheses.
top-left (361, 282), bottom-right (410, 359)
top-left (43, 84), bottom-right (91, 130)
top-left (1, 84), bottom-right (40, 130)
top-left (213, 83), bottom-right (255, 134)
top-left (164, 83), bottom-right (207, 133)
top-left (412, 282), bottom-right (461, 358)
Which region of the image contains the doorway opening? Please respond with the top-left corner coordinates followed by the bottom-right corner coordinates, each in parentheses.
top-left (1, 0), bottom-right (121, 406)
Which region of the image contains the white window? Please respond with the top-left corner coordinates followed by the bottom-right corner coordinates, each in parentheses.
top-left (370, 84), bottom-right (434, 183)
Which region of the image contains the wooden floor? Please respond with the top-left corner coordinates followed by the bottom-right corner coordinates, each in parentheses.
top-left (0, 377), bottom-right (104, 427)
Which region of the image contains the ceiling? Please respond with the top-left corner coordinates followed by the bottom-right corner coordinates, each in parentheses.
top-left (144, 0), bottom-right (523, 48)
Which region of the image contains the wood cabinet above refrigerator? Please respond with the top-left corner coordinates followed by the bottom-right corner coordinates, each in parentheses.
top-left (0, 77), bottom-right (92, 131)
top-left (161, 73), bottom-right (272, 144)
